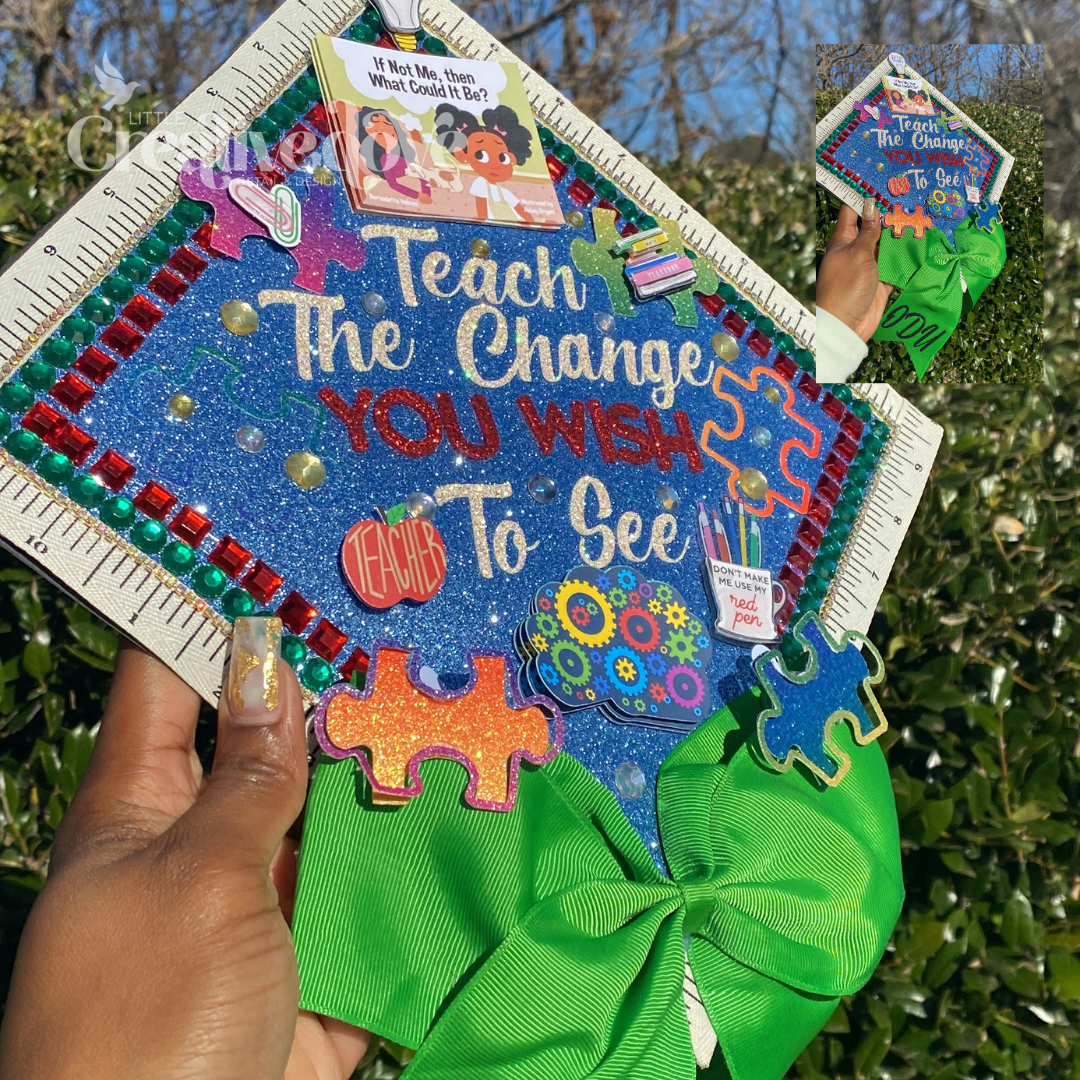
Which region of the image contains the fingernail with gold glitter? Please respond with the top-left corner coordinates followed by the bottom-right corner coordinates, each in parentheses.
top-left (227, 617), bottom-right (284, 725)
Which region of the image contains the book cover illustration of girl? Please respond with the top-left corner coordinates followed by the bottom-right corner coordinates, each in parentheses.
top-left (434, 104), bottom-right (535, 224)
top-left (356, 107), bottom-right (434, 204)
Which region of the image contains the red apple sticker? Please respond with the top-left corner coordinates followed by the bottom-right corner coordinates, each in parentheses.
top-left (341, 517), bottom-right (447, 610)
top-left (887, 175), bottom-right (910, 197)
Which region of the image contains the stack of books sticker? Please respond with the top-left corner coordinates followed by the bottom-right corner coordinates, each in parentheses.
top-left (611, 225), bottom-right (696, 300)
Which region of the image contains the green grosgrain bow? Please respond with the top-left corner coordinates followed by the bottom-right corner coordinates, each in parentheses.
top-left (293, 691), bottom-right (904, 1080)
top-left (874, 216), bottom-right (1006, 380)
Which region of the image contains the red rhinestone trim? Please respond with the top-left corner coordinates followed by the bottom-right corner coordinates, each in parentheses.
top-left (133, 480), bottom-right (178, 521)
top-left (721, 310), bottom-right (747, 338)
top-left (772, 353), bottom-right (797, 380)
top-left (304, 103), bottom-right (331, 136)
top-left (746, 329), bottom-right (772, 358)
top-left (49, 372), bottom-right (95, 413)
top-left (168, 505), bottom-right (213, 547)
top-left (73, 347), bottom-right (118, 384)
top-left (276, 590), bottom-right (316, 634)
top-left (167, 246), bottom-right (209, 282)
top-left (190, 221), bottom-right (217, 252)
top-left (91, 449), bottom-right (136, 492)
top-left (545, 153), bottom-right (568, 182)
top-left (148, 269), bottom-right (190, 305)
top-left (21, 401), bottom-right (64, 439)
top-left (566, 177), bottom-right (595, 205)
top-left (272, 123), bottom-right (318, 171)
top-left (121, 295), bottom-right (165, 332)
top-left (48, 423), bottom-right (97, 466)
top-left (241, 560), bottom-right (284, 604)
top-left (339, 647), bottom-right (370, 684)
top-left (99, 320), bottom-right (145, 358)
top-left (208, 536), bottom-right (252, 579)
top-left (696, 292), bottom-right (724, 317)
top-left (306, 617), bottom-right (348, 661)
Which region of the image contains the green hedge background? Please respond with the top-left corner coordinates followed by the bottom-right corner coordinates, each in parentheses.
top-left (2, 91), bottom-right (1080, 1080)
top-left (816, 90), bottom-right (1044, 386)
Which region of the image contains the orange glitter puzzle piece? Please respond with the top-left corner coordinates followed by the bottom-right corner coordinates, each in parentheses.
top-left (314, 643), bottom-right (563, 811)
top-left (883, 202), bottom-right (933, 239)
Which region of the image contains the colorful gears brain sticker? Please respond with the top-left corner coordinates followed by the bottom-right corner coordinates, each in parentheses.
top-left (552, 640), bottom-right (591, 686)
top-left (927, 188), bottom-right (966, 220)
top-left (555, 579), bottom-right (616, 648)
top-left (666, 665), bottom-right (705, 710)
top-left (619, 606), bottom-right (661, 652)
top-left (516, 564), bottom-right (713, 730)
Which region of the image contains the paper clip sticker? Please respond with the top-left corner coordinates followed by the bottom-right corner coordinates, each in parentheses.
top-left (228, 178), bottom-right (303, 248)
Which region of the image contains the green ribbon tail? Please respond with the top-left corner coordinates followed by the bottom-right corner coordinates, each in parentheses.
top-left (873, 218), bottom-right (1006, 380)
top-left (293, 692), bottom-right (904, 1080)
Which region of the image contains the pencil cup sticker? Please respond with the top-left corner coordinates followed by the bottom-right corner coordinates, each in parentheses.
top-left (701, 560), bottom-right (786, 644)
top-left (695, 499), bottom-right (784, 645)
top-left (228, 616), bottom-right (284, 721)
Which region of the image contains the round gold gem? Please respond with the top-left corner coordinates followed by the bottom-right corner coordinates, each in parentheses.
top-left (876, 163), bottom-right (885, 170)
top-left (738, 467), bottom-right (768, 501)
top-left (565, 210), bottom-right (585, 228)
top-left (470, 237), bottom-right (491, 258)
top-left (711, 332), bottom-right (739, 362)
top-left (168, 393), bottom-right (196, 419)
top-left (221, 299), bottom-right (260, 336)
top-left (764, 386), bottom-right (781, 404)
top-left (285, 452), bottom-right (326, 490)
top-left (313, 165), bottom-right (335, 186)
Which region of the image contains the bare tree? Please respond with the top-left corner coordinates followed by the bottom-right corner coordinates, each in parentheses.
top-left (0, 0), bottom-right (77, 106)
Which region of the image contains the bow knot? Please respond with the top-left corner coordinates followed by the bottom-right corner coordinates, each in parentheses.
top-left (930, 248), bottom-right (1002, 275)
top-left (680, 878), bottom-right (717, 935)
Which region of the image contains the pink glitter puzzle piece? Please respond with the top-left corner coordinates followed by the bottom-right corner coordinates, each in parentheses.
top-left (876, 108), bottom-right (893, 129)
top-left (854, 97), bottom-right (878, 123)
top-left (179, 141), bottom-right (269, 260)
top-left (289, 180), bottom-right (366, 293)
top-left (178, 140), bottom-right (366, 293)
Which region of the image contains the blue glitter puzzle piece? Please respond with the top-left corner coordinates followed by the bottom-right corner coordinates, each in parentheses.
top-left (972, 200), bottom-right (1002, 232)
top-left (753, 613), bottom-right (887, 785)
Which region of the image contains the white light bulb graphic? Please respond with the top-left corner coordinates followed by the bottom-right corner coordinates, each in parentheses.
top-left (373, 0), bottom-right (422, 51)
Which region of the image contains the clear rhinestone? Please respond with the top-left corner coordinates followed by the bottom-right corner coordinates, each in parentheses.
top-left (526, 474), bottom-right (557, 505)
top-left (405, 491), bottom-right (436, 519)
top-left (614, 761), bottom-right (646, 799)
top-left (362, 292), bottom-right (387, 317)
top-left (655, 484), bottom-right (679, 511)
top-left (236, 425), bottom-right (265, 453)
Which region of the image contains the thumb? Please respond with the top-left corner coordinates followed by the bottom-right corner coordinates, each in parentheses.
top-left (175, 617), bottom-right (308, 872)
top-left (852, 199), bottom-right (882, 253)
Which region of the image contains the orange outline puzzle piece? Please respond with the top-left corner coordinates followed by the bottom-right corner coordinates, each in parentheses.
top-left (883, 203), bottom-right (933, 239)
top-left (699, 365), bottom-right (822, 518)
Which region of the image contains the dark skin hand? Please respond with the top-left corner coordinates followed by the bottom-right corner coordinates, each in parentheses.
top-left (817, 201), bottom-right (894, 342)
top-left (0, 643), bottom-right (369, 1080)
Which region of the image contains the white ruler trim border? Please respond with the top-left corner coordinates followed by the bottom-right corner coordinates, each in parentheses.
top-left (821, 384), bottom-right (943, 638)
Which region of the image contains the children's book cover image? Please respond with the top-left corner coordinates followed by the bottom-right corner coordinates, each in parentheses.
top-left (311, 35), bottom-right (564, 228)
top-left (882, 74), bottom-right (935, 116)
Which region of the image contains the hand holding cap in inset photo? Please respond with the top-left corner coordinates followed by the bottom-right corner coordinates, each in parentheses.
top-left (817, 201), bottom-right (894, 343)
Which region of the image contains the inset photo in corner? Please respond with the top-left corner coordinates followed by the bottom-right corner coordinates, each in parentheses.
top-left (814, 44), bottom-right (1043, 384)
